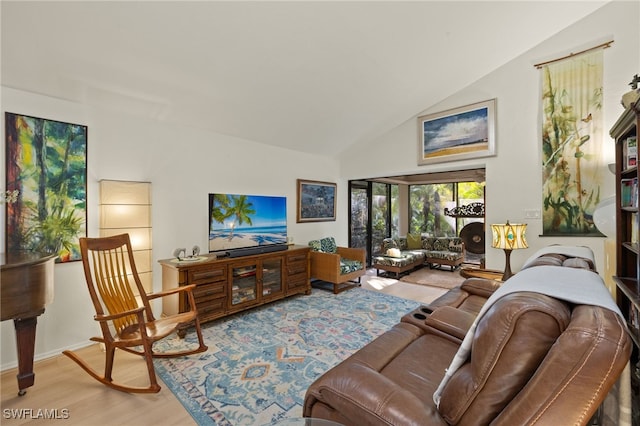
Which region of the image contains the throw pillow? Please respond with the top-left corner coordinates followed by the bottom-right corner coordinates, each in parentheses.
top-left (319, 237), bottom-right (337, 253)
top-left (381, 238), bottom-right (398, 253)
top-left (387, 248), bottom-right (402, 258)
top-left (308, 240), bottom-right (322, 252)
top-left (407, 233), bottom-right (422, 249)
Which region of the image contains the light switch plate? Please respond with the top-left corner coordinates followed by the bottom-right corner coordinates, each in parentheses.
top-left (524, 209), bottom-right (541, 219)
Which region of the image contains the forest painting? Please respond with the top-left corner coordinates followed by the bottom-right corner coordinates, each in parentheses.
top-left (541, 50), bottom-right (604, 236)
top-left (5, 113), bottom-right (87, 262)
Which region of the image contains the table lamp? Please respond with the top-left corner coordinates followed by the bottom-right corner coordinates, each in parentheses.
top-left (491, 221), bottom-right (528, 281)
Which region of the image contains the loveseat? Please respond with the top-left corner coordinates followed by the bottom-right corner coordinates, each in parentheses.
top-left (372, 236), bottom-right (465, 277)
top-left (304, 247), bottom-right (632, 425)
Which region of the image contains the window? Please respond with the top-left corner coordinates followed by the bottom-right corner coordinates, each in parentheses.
top-left (409, 183), bottom-right (455, 236)
top-left (349, 168), bottom-right (485, 262)
top-left (409, 181), bottom-right (484, 237)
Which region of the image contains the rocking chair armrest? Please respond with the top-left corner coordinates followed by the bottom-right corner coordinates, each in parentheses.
top-left (146, 284), bottom-right (197, 300)
top-left (94, 306), bottom-right (145, 322)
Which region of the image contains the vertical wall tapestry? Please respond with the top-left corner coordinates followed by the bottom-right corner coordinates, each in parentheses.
top-left (540, 48), bottom-right (606, 236)
top-left (5, 113), bottom-right (87, 262)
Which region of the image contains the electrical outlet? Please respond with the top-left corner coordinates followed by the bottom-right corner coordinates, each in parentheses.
top-left (524, 209), bottom-right (541, 219)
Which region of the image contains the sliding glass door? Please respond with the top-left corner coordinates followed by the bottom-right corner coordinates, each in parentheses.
top-left (350, 177), bottom-right (484, 264)
top-left (349, 181), bottom-right (398, 265)
top-left (371, 182), bottom-right (391, 258)
top-left (349, 181), bottom-right (369, 261)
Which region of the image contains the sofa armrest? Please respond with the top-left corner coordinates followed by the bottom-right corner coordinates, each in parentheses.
top-left (425, 306), bottom-right (476, 341)
top-left (310, 250), bottom-right (341, 283)
top-left (306, 363), bottom-right (433, 425)
top-left (310, 250), bottom-right (340, 269)
top-left (428, 287), bottom-right (464, 308)
top-left (336, 246), bottom-right (365, 264)
top-left (461, 277), bottom-right (501, 298)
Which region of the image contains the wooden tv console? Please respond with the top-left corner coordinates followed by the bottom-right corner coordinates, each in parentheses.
top-left (159, 245), bottom-right (310, 337)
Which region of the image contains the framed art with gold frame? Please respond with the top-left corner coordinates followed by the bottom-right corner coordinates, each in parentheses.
top-left (296, 179), bottom-right (336, 223)
top-left (418, 99), bottom-right (496, 165)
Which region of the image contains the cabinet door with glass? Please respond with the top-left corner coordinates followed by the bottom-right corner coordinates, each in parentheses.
top-left (230, 260), bottom-right (259, 308)
top-left (261, 257), bottom-right (284, 301)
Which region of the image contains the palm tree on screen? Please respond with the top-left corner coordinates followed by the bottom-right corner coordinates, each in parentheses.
top-left (211, 194), bottom-right (256, 240)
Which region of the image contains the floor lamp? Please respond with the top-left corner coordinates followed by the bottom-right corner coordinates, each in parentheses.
top-left (99, 180), bottom-right (152, 294)
top-left (491, 221), bottom-right (528, 281)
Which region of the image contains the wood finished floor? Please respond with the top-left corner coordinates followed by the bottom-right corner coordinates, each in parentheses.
top-left (0, 269), bottom-right (455, 426)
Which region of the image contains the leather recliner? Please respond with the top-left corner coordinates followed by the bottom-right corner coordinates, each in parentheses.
top-left (303, 290), bottom-right (631, 425)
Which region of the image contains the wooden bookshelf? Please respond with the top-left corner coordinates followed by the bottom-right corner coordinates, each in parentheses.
top-left (612, 98), bottom-right (640, 426)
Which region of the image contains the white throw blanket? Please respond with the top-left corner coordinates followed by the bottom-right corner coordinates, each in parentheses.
top-left (432, 258), bottom-right (623, 407)
top-left (521, 244), bottom-right (596, 269)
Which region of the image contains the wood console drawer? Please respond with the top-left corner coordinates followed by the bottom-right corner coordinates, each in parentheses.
top-left (193, 281), bottom-right (226, 302)
top-left (287, 260), bottom-right (307, 276)
top-left (197, 298), bottom-right (227, 322)
top-left (287, 272), bottom-right (308, 289)
top-left (287, 252), bottom-right (308, 263)
top-left (189, 266), bottom-right (226, 284)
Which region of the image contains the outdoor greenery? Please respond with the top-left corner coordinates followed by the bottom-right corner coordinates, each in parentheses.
top-left (409, 182), bottom-right (484, 237)
top-left (353, 179), bottom-right (484, 260)
top-left (371, 183), bottom-right (391, 255)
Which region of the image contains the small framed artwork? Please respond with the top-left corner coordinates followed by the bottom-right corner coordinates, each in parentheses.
top-left (418, 99), bottom-right (496, 165)
top-left (297, 179), bottom-right (336, 223)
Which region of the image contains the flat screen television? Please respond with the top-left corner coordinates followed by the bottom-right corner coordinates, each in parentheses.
top-left (208, 193), bottom-right (288, 255)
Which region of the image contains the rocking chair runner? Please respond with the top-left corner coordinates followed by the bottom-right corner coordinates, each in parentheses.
top-left (63, 234), bottom-right (208, 393)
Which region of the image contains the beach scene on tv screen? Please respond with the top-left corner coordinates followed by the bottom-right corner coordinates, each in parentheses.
top-left (209, 194), bottom-right (287, 252)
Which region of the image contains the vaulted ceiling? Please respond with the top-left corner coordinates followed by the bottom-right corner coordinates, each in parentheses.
top-left (1, 1), bottom-right (608, 157)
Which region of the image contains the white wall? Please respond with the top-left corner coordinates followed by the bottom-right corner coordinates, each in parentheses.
top-left (0, 88), bottom-right (342, 369)
top-left (1, 0), bottom-right (638, 370)
top-left (340, 0), bottom-right (639, 274)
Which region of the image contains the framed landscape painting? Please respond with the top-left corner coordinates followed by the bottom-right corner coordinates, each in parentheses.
top-left (418, 99), bottom-right (496, 165)
top-left (5, 112), bottom-right (87, 262)
top-left (297, 179), bottom-right (336, 223)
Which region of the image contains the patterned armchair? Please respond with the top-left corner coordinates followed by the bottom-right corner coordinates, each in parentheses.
top-left (308, 237), bottom-right (366, 294)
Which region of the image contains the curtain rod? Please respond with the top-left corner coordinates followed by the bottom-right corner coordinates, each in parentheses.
top-left (534, 40), bottom-right (614, 69)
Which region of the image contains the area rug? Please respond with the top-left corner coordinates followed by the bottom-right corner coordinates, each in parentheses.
top-left (400, 267), bottom-right (465, 289)
top-left (153, 287), bottom-right (420, 426)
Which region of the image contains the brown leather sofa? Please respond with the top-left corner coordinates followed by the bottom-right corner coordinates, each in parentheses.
top-left (399, 277), bottom-right (499, 344)
top-left (303, 253), bottom-right (631, 425)
top-left (428, 277), bottom-right (501, 313)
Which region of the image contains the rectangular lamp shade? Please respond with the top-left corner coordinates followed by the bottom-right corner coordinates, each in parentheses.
top-left (100, 180), bottom-right (150, 205)
top-left (100, 205), bottom-right (150, 229)
top-left (100, 180), bottom-right (152, 293)
top-left (100, 227), bottom-right (152, 254)
top-left (491, 222), bottom-right (528, 250)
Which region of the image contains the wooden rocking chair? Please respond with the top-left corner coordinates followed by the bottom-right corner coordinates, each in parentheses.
top-left (63, 233), bottom-right (208, 393)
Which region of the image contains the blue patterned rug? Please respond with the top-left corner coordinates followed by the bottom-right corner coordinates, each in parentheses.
top-left (153, 287), bottom-right (420, 425)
